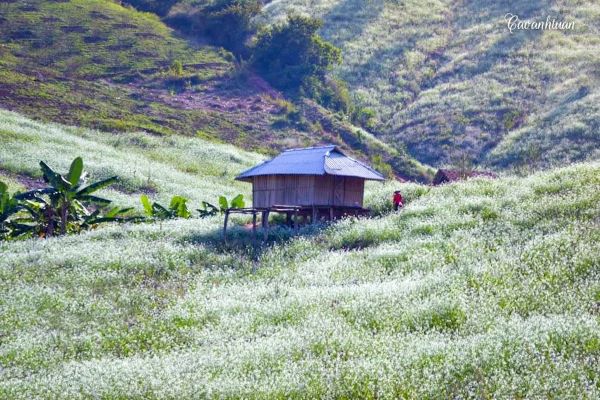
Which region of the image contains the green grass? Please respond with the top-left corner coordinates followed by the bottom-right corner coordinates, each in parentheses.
top-left (0, 108), bottom-right (261, 207)
top-left (1, 108), bottom-right (598, 397)
top-left (0, 0), bottom-right (322, 157)
top-left (0, 0), bottom-right (431, 180)
top-left (261, 0), bottom-right (600, 169)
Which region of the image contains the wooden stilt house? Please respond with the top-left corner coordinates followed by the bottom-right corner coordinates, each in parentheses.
top-left (236, 145), bottom-right (384, 208)
top-left (223, 145), bottom-right (385, 240)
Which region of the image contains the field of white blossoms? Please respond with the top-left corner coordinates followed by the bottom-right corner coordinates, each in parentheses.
top-left (1, 111), bottom-right (599, 398)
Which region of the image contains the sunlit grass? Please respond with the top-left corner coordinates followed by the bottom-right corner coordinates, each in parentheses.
top-left (262, 0), bottom-right (600, 168)
top-left (0, 109), bottom-right (262, 208)
top-left (1, 139), bottom-right (598, 397)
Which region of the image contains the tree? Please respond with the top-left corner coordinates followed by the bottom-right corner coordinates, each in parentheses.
top-left (252, 15), bottom-right (342, 93)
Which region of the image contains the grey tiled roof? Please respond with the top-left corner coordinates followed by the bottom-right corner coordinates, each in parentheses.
top-left (236, 145), bottom-right (385, 181)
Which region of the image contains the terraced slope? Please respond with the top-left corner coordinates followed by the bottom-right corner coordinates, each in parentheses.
top-left (261, 0), bottom-right (600, 169)
top-left (1, 115), bottom-right (598, 397)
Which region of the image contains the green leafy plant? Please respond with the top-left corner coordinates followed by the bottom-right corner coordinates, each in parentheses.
top-left (0, 157), bottom-right (131, 240)
top-left (197, 194), bottom-right (245, 218)
top-left (169, 60), bottom-right (184, 77)
top-left (140, 194), bottom-right (192, 219)
top-left (252, 15), bottom-right (341, 94)
top-left (25, 157), bottom-right (131, 237)
top-left (0, 181), bottom-right (26, 239)
top-left (197, 201), bottom-right (220, 218)
top-left (219, 194), bottom-right (245, 210)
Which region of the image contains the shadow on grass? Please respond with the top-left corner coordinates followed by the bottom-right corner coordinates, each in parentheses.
top-left (178, 222), bottom-right (327, 262)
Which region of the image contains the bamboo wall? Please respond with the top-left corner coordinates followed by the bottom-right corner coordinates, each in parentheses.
top-left (252, 175), bottom-right (364, 208)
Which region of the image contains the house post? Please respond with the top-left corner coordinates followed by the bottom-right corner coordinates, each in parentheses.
top-left (223, 209), bottom-right (230, 243)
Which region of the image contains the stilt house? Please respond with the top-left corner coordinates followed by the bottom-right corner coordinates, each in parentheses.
top-left (223, 145), bottom-right (385, 240)
top-left (235, 145), bottom-right (385, 209)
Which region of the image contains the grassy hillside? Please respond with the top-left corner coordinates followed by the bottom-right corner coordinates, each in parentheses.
top-left (0, 0), bottom-right (431, 181)
top-left (1, 108), bottom-right (598, 396)
top-left (0, 109), bottom-right (261, 208)
top-left (261, 0), bottom-right (600, 169)
top-left (0, 0), bottom-right (323, 152)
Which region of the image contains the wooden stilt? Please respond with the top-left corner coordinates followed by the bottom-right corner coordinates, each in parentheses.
top-left (294, 209), bottom-right (299, 233)
top-left (329, 207), bottom-right (334, 221)
top-left (312, 206), bottom-right (317, 225)
top-left (223, 209), bottom-right (230, 243)
top-left (252, 211), bottom-right (257, 239)
top-left (263, 210), bottom-right (270, 240)
top-left (286, 212), bottom-right (292, 226)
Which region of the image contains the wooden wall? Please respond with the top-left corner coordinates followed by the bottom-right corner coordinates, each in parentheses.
top-left (252, 175), bottom-right (364, 208)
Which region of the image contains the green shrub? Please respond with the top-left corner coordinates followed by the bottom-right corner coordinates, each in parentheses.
top-left (168, 0), bottom-right (261, 57)
top-left (123, 0), bottom-right (179, 16)
top-left (252, 15), bottom-right (341, 94)
top-left (169, 60), bottom-right (184, 77)
top-left (141, 194), bottom-right (192, 219)
top-left (302, 76), bottom-right (353, 115)
top-left (353, 107), bottom-right (377, 130)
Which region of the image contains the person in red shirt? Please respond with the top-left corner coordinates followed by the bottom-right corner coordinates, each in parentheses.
top-left (393, 190), bottom-right (403, 211)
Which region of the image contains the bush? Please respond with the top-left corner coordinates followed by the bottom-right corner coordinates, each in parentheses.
top-left (168, 0), bottom-right (261, 58)
top-left (123, 0), bottom-right (179, 16)
top-left (372, 154), bottom-right (394, 179)
top-left (252, 15), bottom-right (341, 94)
top-left (302, 76), bottom-right (353, 115)
top-left (353, 107), bottom-right (377, 130)
top-left (169, 60), bottom-right (184, 77)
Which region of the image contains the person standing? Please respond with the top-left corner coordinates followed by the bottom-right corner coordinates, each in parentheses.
top-left (393, 190), bottom-right (403, 211)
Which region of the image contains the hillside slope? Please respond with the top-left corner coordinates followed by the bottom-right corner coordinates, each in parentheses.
top-left (261, 0), bottom-right (600, 169)
top-left (0, 0), bottom-right (431, 181)
top-left (0, 108), bottom-right (261, 207)
top-left (1, 127), bottom-right (598, 398)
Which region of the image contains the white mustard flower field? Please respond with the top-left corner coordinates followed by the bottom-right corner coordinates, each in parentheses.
top-left (1, 110), bottom-right (598, 398)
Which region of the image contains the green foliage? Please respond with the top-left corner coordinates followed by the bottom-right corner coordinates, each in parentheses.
top-left (204, 0), bottom-right (262, 57)
top-left (140, 194), bottom-right (192, 219)
top-left (197, 201), bottom-right (220, 218)
top-left (230, 194), bottom-right (245, 209)
top-left (0, 181), bottom-right (25, 240)
top-left (218, 195), bottom-right (229, 211)
top-left (170, 195), bottom-right (192, 219)
top-left (353, 107), bottom-right (377, 131)
top-left (371, 154), bottom-right (394, 179)
top-left (123, 0), bottom-right (179, 16)
top-left (169, 60), bottom-right (184, 77)
top-left (168, 0), bottom-right (262, 57)
top-left (303, 76), bottom-right (353, 115)
top-left (218, 194), bottom-right (246, 211)
top-left (252, 15), bottom-right (341, 94)
top-left (0, 157), bottom-right (131, 240)
top-left (142, 193), bottom-right (245, 220)
top-left (24, 157), bottom-right (130, 237)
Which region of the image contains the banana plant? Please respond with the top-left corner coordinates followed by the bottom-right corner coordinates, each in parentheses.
top-left (0, 181), bottom-right (22, 239)
top-left (22, 157), bottom-right (124, 237)
top-left (218, 194), bottom-right (245, 211)
top-left (197, 201), bottom-right (219, 218)
top-left (197, 194), bottom-right (245, 218)
top-left (140, 194), bottom-right (191, 219)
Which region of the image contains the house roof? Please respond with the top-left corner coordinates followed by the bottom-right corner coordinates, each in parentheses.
top-left (236, 145), bottom-right (385, 182)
